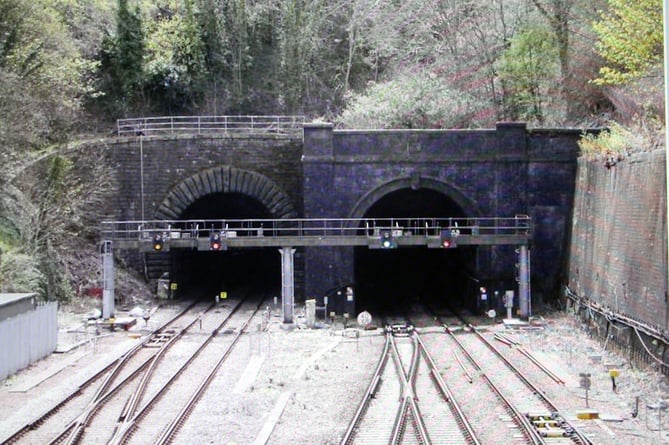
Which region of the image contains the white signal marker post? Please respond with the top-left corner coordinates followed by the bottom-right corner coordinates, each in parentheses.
top-left (280, 247), bottom-right (296, 324)
top-left (518, 245), bottom-right (531, 318)
top-left (101, 241), bottom-right (115, 319)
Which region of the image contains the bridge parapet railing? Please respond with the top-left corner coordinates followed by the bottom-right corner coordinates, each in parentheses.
top-left (116, 115), bottom-right (305, 137)
top-left (100, 216), bottom-right (532, 243)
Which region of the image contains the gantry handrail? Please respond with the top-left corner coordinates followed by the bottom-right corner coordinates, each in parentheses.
top-left (116, 115), bottom-right (305, 137)
top-left (101, 216), bottom-right (531, 249)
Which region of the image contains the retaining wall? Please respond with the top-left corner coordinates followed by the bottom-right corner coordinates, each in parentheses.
top-left (567, 149), bottom-right (668, 329)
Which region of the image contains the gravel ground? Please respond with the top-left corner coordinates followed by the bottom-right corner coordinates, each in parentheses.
top-left (505, 313), bottom-right (669, 444)
top-left (1, 301), bottom-right (669, 444)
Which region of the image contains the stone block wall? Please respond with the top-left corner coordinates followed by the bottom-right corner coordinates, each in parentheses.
top-left (567, 150), bottom-right (668, 328)
top-left (89, 124), bottom-right (602, 312)
top-left (302, 123), bottom-right (584, 302)
top-left (104, 134), bottom-right (304, 221)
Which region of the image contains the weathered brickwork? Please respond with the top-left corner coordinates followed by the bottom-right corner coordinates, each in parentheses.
top-left (302, 123), bottom-right (582, 300)
top-left (568, 150), bottom-right (668, 329)
top-left (103, 134), bottom-right (304, 221)
top-left (92, 123), bottom-right (588, 307)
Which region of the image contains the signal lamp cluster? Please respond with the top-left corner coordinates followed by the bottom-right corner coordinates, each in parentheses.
top-left (379, 230), bottom-right (397, 249)
top-left (440, 230), bottom-right (457, 248)
top-left (152, 233), bottom-right (164, 251)
top-left (210, 232), bottom-right (224, 250)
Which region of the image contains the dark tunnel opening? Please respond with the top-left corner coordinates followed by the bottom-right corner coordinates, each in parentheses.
top-left (171, 192), bottom-right (281, 298)
top-left (354, 188), bottom-right (475, 315)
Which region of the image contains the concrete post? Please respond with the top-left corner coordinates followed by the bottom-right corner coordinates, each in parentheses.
top-left (505, 290), bottom-right (515, 320)
top-left (101, 241), bottom-right (115, 319)
top-left (305, 299), bottom-right (316, 328)
top-left (280, 247), bottom-right (296, 324)
top-left (518, 245), bottom-right (531, 318)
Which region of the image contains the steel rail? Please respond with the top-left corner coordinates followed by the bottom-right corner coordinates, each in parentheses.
top-left (59, 303), bottom-right (216, 445)
top-left (153, 296), bottom-right (267, 445)
top-left (395, 334), bottom-right (430, 445)
top-left (107, 295), bottom-right (257, 445)
top-left (49, 358), bottom-right (154, 445)
top-left (414, 332), bottom-right (481, 444)
top-left (493, 332), bottom-right (566, 384)
top-left (471, 326), bottom-right (594, 445)
top-left (342, 312), bottom-right (492, 445)
top-left (0, 302), bottom-right (197, 445)
top-left (117, 303), bottom-right (217, 422)
top-left (339, 334), bottom-right (392, 445)
top-left (445, 327), bottom-right (544, 445)
top-left (388, 336), bottom-right (423, 445)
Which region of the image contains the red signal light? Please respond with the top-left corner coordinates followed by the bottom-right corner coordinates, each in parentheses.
top-left (210, 233), bottom-right (222, 251)
top-left (440, 230), bottom-right (457, 248)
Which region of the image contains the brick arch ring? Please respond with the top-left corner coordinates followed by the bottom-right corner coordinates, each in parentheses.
top-left (154, 166), bottom-right (299, 220)
top-left (348, 176), bottom-right (481, 220)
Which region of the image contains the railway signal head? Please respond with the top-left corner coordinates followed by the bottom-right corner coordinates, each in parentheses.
top-left (210, 233), bottom-right (223, 251)
top-left (380, 230), bottom-right (397, 249)
top-left (440, 230), bottom-right (457, 248)
top-left (152, 233), bottom-right (164, 251)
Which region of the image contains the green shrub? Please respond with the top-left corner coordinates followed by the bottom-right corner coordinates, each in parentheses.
top-left (578, 120), bottom-right (662, 166)
top-left (0, 249), bottom-right (44, 295)
top-left (337, 71), bottom-right (489, 129)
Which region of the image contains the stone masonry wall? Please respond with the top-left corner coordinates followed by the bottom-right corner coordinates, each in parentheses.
top-left (567, 149), bottom-right (668, 329)
top-left (91, 126), bottom-right (608, 315)
top-left (103, 134), bottom-right (304, 221)
top-left (302, 123), bottom-right (583, 302)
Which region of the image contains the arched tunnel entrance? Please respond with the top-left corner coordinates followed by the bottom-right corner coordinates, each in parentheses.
top-left (171, 192), bottom-right (282, 298)
top-left (153, 166), bottom-right (298, 299)
top-left (354, 187), bottom-right (476, 315)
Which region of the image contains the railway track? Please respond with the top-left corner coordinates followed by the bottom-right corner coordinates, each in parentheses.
top-left (1, 292), bottom-right (268, 445)
top-left (341, 324), bottom-right (479, 445)
top-left (449, 324), bottom-right (595, 444)
top-left (0, 301), bottom-right (201, 445)
top-left (117, 295), bottom-right (265, 445)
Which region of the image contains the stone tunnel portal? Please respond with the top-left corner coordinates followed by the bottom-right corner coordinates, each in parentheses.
top-left (171, 192), bottom-right (282, 298)
top-left (155, 166), bottom-right (297, 299)
top-left (353, 187), bottom-right (475, 315)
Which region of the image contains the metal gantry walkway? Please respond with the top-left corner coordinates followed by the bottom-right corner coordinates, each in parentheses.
top-left (100, 216), bottom-right (532, 323)
top-left (101, 216), bottom-right (532, 250)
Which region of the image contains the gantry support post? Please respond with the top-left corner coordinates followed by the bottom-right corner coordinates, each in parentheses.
top-left (518, 244), bottom-right (531, 318)
top-left (101, 240), bottom-right (115, 319)
top-left (280, 247), bottom-right (296, 324)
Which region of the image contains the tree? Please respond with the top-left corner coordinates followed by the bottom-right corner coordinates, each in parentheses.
top-left (592, 0), bottom-right (663, 85)
top-left (116, 0), bottom-right (145, 98)
top-left (338, 71), bottom-right (488, 129)
top-left (498, 24), bottom-right (559, 123)
top-left (96, 0), bottom-right (144, 115)
top-left (0, 0), bottom-right (105, 299)
top-left (195, 0), bottom-right (229, 113)
top-left (336, 0), bottom-right (526, 127)
top-left (143, 0), bottom-right (208, 113)
top-left (0, 0), bottom-right (96, 145)
top-left (529, 0), bottom-right (574, 107)
top-left (219, 0), bottom-right (253, 109)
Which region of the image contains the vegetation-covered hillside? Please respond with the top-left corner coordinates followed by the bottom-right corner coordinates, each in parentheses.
top-left (0, 0), bottom-right (663, 301)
